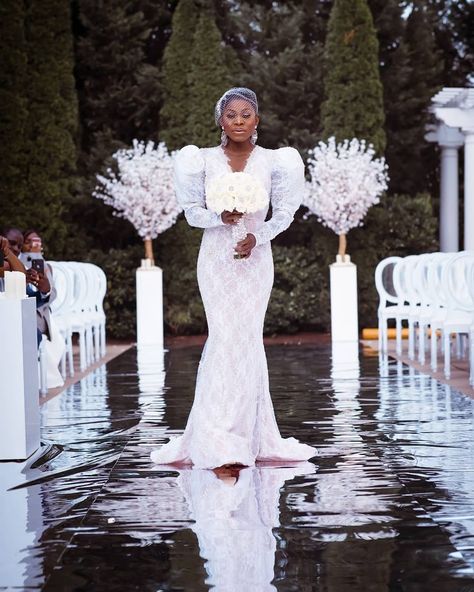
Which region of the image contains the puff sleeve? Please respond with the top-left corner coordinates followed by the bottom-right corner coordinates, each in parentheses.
top-left (252, 147), bottom-right (304, 247)
top-left (174, 145), bottom-right (225, 229)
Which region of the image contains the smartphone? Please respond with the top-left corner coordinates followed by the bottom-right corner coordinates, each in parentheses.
top-left (0, 252), bottom-right (4, 267)
top-left (31, 258), bottom-right (45, 274)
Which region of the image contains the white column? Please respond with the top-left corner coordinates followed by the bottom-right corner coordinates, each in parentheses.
top-left (425, 123), bottom-right (463, 252)
top-left (0, 297), bottom-right (40, 460)
top-left (465, 131), bottom-right (474, 250)
top-left (330, 256), bottom-right (358, 343)
top-left (440, 145), bottom-right (460, 251)
top-left (435, 101), bottom-right (474, 251)
top-left (136, 260), bottom-right (164, 348)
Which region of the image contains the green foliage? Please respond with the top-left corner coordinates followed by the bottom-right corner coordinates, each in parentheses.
top-left (85, 245), bottom-right (143, 340)
top-left (89, 193), bottom-right (432, 338)
top-left (23, 0), bottom-right (78, 256)
top-left (0, 0), bottom-right (27, 222)
top-left (161, 1), bottom-right (237, 151)
top-left (216, 1), bottom-right (327, 154)
top-left (159, 0), bottom-right (200, 151)
top-left (321, 0), bottom-right (386, 154)
top-left (73, 0), bottom-right (167, 250)
top-left (386, 4), bottom-right (442, 195)
top-left (156, 218), bottom-right (207, 335)
top-left (349, 192), bottom-right (438, 325)
top-left (187, 8), bottom-right (236, 147)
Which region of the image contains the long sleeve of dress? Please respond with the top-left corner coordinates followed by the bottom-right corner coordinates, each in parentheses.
top-left (174, 145), bottom-right (225, 229)
top-left (252, 147), bottom-right (305, 247)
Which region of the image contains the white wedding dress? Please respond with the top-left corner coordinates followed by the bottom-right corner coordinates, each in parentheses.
top-left (150, 144), bottom-right (317, 469)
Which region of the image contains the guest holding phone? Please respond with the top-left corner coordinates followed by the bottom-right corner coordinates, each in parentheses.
top-left (20, 229), bottom-right (54, 338)
top-left (21, 228), bottom-right (64, 388)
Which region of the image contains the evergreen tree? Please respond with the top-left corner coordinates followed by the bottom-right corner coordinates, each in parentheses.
top-left (368, 0), bottom-right (411, 194)
top-left (24, 0), bottom-right (78, 253)
top-left (321, 0), bottom-right (386, 154)
top-left (216, 1), bottom-right (327, 154)
top-left (160, 0), bottom-right (200, 151)
top-left (74, 0), bottom-right (165, 248)
top-left (0, 0), bottom-right (27, 225)
top-left (389, 3), bottom-right (442, 195)
top-left (187, 6), bottom-right (236, 147)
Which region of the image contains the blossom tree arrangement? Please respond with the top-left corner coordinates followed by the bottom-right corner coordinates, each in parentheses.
top-left (94, 140), bottom-right (181, 264)
top-left (304, 137), bottom-right (389, 261)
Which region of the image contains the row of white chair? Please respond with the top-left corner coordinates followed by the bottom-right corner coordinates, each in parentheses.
top-left (376, 251), bottom-right (474, 385)
top-left (48, 261), bottom-right (107, 376)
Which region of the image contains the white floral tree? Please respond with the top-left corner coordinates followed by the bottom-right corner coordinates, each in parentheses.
top-left (94, 140), bottom-right (181, 263)
top-left (304, 137), bottom-right (389, 260)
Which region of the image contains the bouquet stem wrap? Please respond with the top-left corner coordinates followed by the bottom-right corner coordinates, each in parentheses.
top-left (231, 216), bottom-right (248, 259)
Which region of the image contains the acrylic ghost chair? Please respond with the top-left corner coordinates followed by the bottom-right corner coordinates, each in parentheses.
top-left (440, 251), bottom-right (474, 380)
top-left (410, 253), bottom-right (446, 365)
top-left (392, 255), bottom-right (422, 359)
top-left (48, 261), bottom-right (75, 378)
top-left (469, 261), bottom-right (474, 387)
top-left (82, 263), bottom-right (107, 363)
top-left (375, 256), bottom-right (405, 355)
top-left (66, 262), bottom-right (94, 372)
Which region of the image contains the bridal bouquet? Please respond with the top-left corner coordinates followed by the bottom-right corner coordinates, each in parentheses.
top-left (207, 172), bottom-right (269, 258)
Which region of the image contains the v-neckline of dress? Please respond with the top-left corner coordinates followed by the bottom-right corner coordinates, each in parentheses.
top-left (219, 144), bottom-right (258, 174)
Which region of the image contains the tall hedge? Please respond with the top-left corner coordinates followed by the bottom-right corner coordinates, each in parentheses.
top-left (159, 0), bottom-right (200, 151)
top-left (187, 8), bottom-right (236, 147)
top-left (72, 0), bottom-right (167, 251)
top-left (321, 0), bottom-right (386, 154)
top-left (0, 0), bottom-right (27, 225)
top-left (23, 0), bottom-right (78, 254)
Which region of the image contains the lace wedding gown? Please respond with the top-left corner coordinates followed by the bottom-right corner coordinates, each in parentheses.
top-left (150, 144), bottom-right (317, 469)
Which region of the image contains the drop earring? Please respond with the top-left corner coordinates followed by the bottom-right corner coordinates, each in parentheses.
top-left (251, 127), bottom-right (258, 145)
top-left (221, 128), bottom-right (228, 147)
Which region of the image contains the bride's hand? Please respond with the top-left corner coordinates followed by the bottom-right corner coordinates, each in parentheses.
top-left (235, 234), bottom-right (256, 258)
top-left (221, 210), bottom-right (243, 225)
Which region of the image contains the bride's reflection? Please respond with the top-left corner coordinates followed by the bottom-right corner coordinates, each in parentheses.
top-left (175, 462), bottom-right (315, 591)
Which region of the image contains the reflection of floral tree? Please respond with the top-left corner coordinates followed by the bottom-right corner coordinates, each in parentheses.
top-left (304, 137), bottom-right (388, 260)
top-left (94, 140), bottom-right (181, 264)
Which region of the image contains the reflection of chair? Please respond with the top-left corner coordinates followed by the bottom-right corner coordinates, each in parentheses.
top-left (38, 337), bottom-right (48, 396)
top-left (375, 256), bottom-right (404, 354)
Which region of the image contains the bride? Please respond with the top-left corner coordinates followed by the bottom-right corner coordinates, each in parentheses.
top-left (151, 87), bottom-right (317, 469)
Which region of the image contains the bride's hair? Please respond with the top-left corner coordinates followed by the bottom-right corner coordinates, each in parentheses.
top-left (214, 87), bottom-right (259, 126)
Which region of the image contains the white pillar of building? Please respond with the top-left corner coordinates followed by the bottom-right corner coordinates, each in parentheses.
top-left (465, 131), bottom-right (474, 250)
top-left (425, 123), bottom-right (463, 252)
top-left (433, 88), bottom-right (474, 251)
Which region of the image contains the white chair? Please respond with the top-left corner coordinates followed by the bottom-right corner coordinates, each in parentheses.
top-left (66, 262), bottom-right (92, 372)
top-left (468, 262), bottom-right (474, 387)
top-left (49, 261), bottom-right (75, 377)
top-left (375, 256), bottom-right (404, 354)
top-left (82, 263), bottom-right (103, 363)
top-left (440, 252), bottom-right (474, 379)
top-left (392, 255), bottom-right (421, 359)
top-left (92, 264), bottom-right (107, 359)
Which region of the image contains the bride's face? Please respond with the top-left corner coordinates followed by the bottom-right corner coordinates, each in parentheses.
top-left (221, 99), bottom-right (259, 144)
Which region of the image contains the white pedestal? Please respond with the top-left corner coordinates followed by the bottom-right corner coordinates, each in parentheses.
top-left (329, 257), bottom-right (359, 343)
top-left (0, 297), bottom-right (40, 460)
top-left (136, 263), bottom-right (164, 347)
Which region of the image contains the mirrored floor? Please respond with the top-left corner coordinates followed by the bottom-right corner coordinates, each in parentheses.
top-left (2, 344), bottom-right (474, 591)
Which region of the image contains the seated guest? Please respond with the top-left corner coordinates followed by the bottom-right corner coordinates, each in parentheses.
top-left (22, 229), bottom-right (65, 388)
top-left (3, 228), bottom-right (51, 343)
top-left (0, 233), bottom-right (26, 276)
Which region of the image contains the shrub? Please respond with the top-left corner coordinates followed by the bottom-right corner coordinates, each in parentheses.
top-left (76, 192), bottom-right (437, 338)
